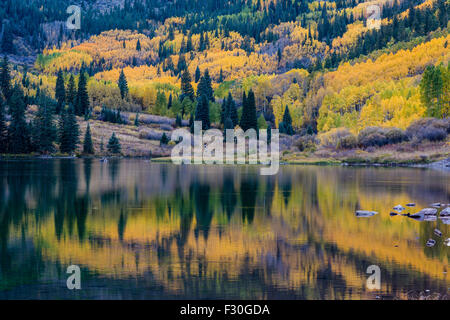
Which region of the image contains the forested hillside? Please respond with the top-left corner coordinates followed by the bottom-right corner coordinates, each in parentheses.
top-left (0, 0), bottom-right (448, 159)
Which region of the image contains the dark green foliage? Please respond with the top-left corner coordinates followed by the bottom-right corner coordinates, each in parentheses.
top-left (107, 132), bottom-right (121, 154)
top-left (221, 92), bottom-right (238, 128)
top-left (175, 113), bottom-right (182, 127)
top-left (167, 93), bottom-right (172, 109)
top-left (7, 87), bottom-right (30, 154)
top-left (75, 70), bottom-right (90, 116)
top-left (197, 69), bottom-right (214, 102)
top-left (33, 103), bottom-right (57, 154)
top-left (189, 113), bottom-right (194, 133)
top-left (136, 39), bottom-right (141, 51)
top-left (195, 94), bottom-right (210, 130)
top-left (240, 89), bottom-right (257, 131)
top-left (83, 123), bottom-right (94, 154)
top-left (195, 66), bottom-right (201, 83)
top-left (0, 100), bottom-right (8, 152)
top-left (59, 106), bottom-right (79, 154)
top-left (100, 106), bottom-right (125, 124)
top-left (134, 112), bottom-right (140, 126)
top-left (180, 69), bottom-right (195, 102)
top-left (160, 132), bottom-right (169, 145)
top-left (118, 69), bottom-right (129, 99)
top-left (55, 69), bottom-right (66, 113)
top-left (0, 56), bottom-right (11, 101)
top-left (278, 106), bottom-right (294, 135)
top-left (1, 23), bottom-right (14, 54)
top-left (66, 74), bottom-right (76, 107)
top-left (420, 64), bottom-right (449, 118)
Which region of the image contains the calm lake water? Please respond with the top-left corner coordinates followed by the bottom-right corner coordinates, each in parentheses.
top-left (0, 159), bottom-right (448, 299)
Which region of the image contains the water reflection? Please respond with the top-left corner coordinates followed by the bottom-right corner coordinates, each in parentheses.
top-left (0, 159), bottom-right (448, 299)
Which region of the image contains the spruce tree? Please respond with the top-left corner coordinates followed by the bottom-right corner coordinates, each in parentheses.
top-left (55, 69), bottom-right (66, 114)
top-left (195, 95), bottom-right (210, 130)
top-left (136, 39), bottom-right (141, 51)
top-left (227, 92), bottom-right (238, 126)
top-left (8, 87), bottom-right (30, 154)
top-left (34, 103), bottom-right (56, 154)
top-left (0, 56), bottom-right (11, 101)
top-left (160, 133), bottom-right (169, 146)
top-left (197, 69), bottom-right (214, 102)
top-left (118, 69), bottom-right (128, 99)
top-left (59, 106), bottom-right (79, 154)
top-left (240, 89), bottom-right (257, 131)
top-left (66, 74), bottom-right (76, 106)
top-left (76, 70), bottom-right (89, 116)
top-left (189, 113), bottom-right (194, 133)
top-left (134, 112), bottom-right (140, 126)
top-left (83, 123), bottom-right (94, 154)
top-left (180, 69), bottom-right (194, 102)
top-left (107, 132), bottom-right (121, 154)
top-left (0, 100), bottom-right (7, 153)
top-left (279, 105), bottom-right (294, 135)
top-left (1, 23), bottom-right (14, 54)
top-left (195, 66), bottom-right (201, 83)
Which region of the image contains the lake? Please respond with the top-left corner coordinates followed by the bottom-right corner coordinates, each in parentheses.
top-left (0, 159), bottom-right (448, 299)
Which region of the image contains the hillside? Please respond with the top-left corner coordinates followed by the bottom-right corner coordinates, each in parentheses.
top-left (0, 0), bottom-right (448, 161)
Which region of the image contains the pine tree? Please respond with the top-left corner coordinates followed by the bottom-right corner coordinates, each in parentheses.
top-left (1, 23), bottom-right (14, 54)
top-left (134, 112), bottom-right (140, 126)
top-left (195, 95), bottom-right (210, 130)
top-left (227, 93), bottom-right (239, 126)
top-left (8, 87), bottom-right (30, 154)
top-left (66, 74), bottom-right (76, 106)
top-left (195, 66), bottom-right (201, 83)
top-left (0, 100), bottom-right (7, 153)
top-left (34, 103), bottom-right (56, 154)
top-left (160, 133), bottom-right (169, 145)
top-left (189, 113), bottom-right (194, 133)
top-left (83, 123), bottom-right (94, 154)
top-left (279, 105), bottom-right (294, 135)
top-left (107, 132), bottom-right (121, 154)
top-left (76, 70), bottom-right (90, 116)
top-left (167, 93), bottom-right (173, 109)
top-left (197, 69), bottom-right (214, 102)
top-left (55, 69), bottom-right (66, 114)
top-left (59, 106), bottom-right (79, 154)
top-left (0, 56), bottom-right (11, 101)
top-left (180, 69), bottom-right (195, 102)
top-left (118, 69), bottom-right (129, 99)
top-left (219, 68), bottom-right (223, 83)
top-left (136, 39), bottom-right (141, 51)
top-left (240, 89), bottom-right (257, 131)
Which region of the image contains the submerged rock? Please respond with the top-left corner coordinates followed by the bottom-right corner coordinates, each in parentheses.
top-left (426, 239), bottom-right (436, 247)
top-left (355, 210), bottom-right (378, 217)
top-left (406, 203), bottom-right (416, 207)
top-left (444, 238), bottom-right (450, 247)
top-left (390, 212), bottom-right (398, 216)
top-left (434, 229), bottom-right (442, 237)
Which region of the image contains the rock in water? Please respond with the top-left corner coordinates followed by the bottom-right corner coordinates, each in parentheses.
top-left (430, 203), bottom-right (441, 208)
top-left (393, 205), bottom-right (405, 211)
top-left (406, 203), bottom-right (416, 207)
top-left (426, 239), bottom-right (436, 247)
top-left (390, 212), bottom-right (398, 216)
top-left (417, 208), bottom-right (438, 216)
top-left (444, 238), bottom-right (450, 247)
top-left (355, 210), bottom-right (378, 217)
top-left (434, 229), bottom-right (442, 237)
top-left (440, 207), bottom-right (450, 217)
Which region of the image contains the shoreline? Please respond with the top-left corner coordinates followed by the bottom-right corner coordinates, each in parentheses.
top-left (0, 154), bottom-right (448, 170)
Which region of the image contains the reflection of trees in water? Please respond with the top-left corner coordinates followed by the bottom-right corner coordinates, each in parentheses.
top-left (240, 177), bottom-right (258, 224)
top-left (221, 174), bottom-right (237, 221)
top-left (193, 184), bottom-right (213, 240)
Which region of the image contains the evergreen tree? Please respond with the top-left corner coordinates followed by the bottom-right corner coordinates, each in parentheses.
top-left (227, 93), bottom-right (239, 126)
top-left (134, 112), bottom-right (140, 126)
top-left (66, 74), bottom-right (76, 106)
top-left (34, 103), bottom-right (56, 154)
top-left (107, 132), bottom-right (121, 154)
top-left (83, 123), bottom-right (94, 154)
top-left (118, 69), bottom-right (129, 99)
top-left (279, 105), bottom-right (294, 135)
top-left (189, 113), bottom-right (194, 133)
top-left (7, 87), bottom-right (30, 154)
top-left (195, 94), bottom-right (210, 130)
top-left (55, 69), bottom-right (66, 114)
top-left (167, 93), bottom-right (173, 109)
top-left (1, 23), bottom-right (14, 54)
top-left (160, 133), bottom-right (169, 145)
top-left (180, 69), bottom-right (195, 102)
top-left (197, 69), bottom-right (214, 102)
top-left (239, 89), bottom-right (257, 131)
top-left (175, 113), bottom-right (182, 127)
top-left (136, 39), bottom-right (141, 51)
top-left (195, 66), bottom-right (201, 83)
top-left (59, 106), bottom-right (79, 154)
top-left (0, 100), bottom-right (7, 153)
top-left (0, 56), bottom-right (11, 101)
top-left (219, 68), bottom-right (223, 83)
top-left (76, 70), bottom-right (90, 116)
